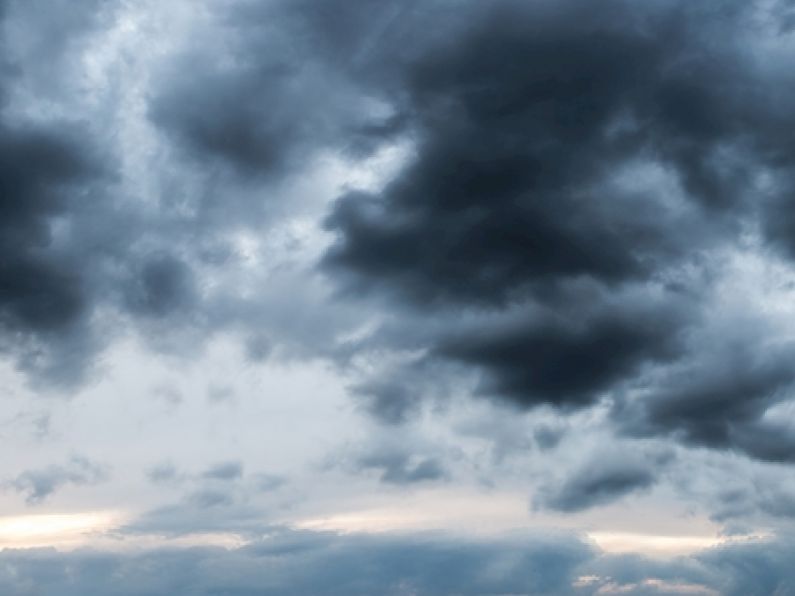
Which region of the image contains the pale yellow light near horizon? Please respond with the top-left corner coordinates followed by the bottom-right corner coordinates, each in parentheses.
top-left (0, 511), bottom-right (123, 549)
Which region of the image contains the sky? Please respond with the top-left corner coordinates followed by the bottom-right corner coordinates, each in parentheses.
top-left (2, 0), bottom-right (795, 594)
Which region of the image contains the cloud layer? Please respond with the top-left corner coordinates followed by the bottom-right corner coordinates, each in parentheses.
top-left (3, 0), bottom-right (795, 592)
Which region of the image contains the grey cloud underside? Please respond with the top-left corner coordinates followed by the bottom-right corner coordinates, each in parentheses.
top-left (1, 528), bottom-right (795, 596)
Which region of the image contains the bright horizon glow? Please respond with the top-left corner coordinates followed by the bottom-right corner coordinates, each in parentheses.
top-left (0, 511), bottom-right (124, 549)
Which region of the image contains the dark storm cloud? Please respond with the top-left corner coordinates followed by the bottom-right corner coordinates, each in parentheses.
top-left (4, 456), bottom-right (108, 505)
top-left (320, 0), bottom-right (744, 419)
top-left (315, 0), bottom-right (795, 467)
top-left (322, 0), bottom-right (741, 305)
top-left (616, 342), bottom-right (795, 462)
top-left (535, 448), bottom-right (671, 512)
top-left (437, 294), bottom-right (686, 408)
top-left (0, 120), bottom-right (106, 375)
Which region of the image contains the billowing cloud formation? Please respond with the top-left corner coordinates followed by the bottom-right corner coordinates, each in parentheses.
top-left (319, 0), bottom-right (795, 461)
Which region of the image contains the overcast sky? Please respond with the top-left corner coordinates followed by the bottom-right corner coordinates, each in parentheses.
top-left (3, 0), bottom-right (795, 594)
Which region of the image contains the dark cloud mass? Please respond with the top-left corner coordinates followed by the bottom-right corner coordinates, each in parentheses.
top-left (0, 124), bottom-right (108, 384)
top-left (616, 341), bottom-right (795, 462)
top-left (323, 0), bottom-right (741, 303)
top-left (437, 295), bottom-right (684, 408)
top-left (320, 0), bottom-right (795, 459)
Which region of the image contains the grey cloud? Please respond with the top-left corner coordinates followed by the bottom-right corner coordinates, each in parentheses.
top-left (332, 428), bottom-right (456, 486)
top-left (616, 342), bottom-right (795, 462)
top-left (534, 423), bottom-right (568, 451)
top-left (123, 254), bottom-right (197, 320)
top-left (131, 463), bottom-right (285, 537)
top-left (253, 473), bottom-right (286, 493)
top-left (455, 412), bottom-right (536, 465)
top-left (349, 358), bottom-right (434, 426)
top-left (353, 378), bottom-right (420, 426)
top-left (147, 0), bottom-right (401, 186)
top-left (123, 500), bottom-right (266, 538)
top-left (201, 460), bottom-right (244, 481)
top-left (146, 462), bottom-right (182, 486)
top-left (243, 333), bottom-right (272, 363)
top-left (5, 455), bottom-right (108, 505)
top-left (187, 488), bottom-right (234, 509)
top-left (355, 449), bottom-right (448, 486)
top-left (125, 482), bottom-right (266, 538)
top-left (535, 447), bottom-right (672, 512)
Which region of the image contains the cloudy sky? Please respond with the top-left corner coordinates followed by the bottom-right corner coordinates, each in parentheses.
top-left (3, 0), bottom-right (795, 594)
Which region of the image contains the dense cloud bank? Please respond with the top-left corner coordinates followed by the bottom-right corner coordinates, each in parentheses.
top-left (1, 529), bottom-right (795, 596)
